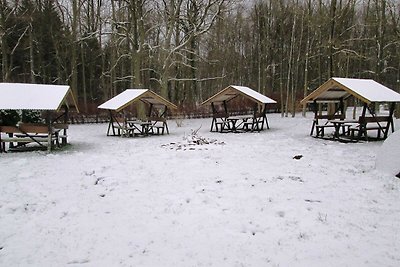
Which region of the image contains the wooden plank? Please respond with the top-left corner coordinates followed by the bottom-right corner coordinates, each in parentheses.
top-left (18, 123), bottom-right (49, 134)
top-left (0, 137), bottom-right (51, 143)
top-left (53, 123), bottom-right (69, 129)
top-left (0, 126), bottom-right (20, 133)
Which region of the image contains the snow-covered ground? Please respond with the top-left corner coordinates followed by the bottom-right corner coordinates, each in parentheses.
top-left (1, 113), bottom-right (400, 266)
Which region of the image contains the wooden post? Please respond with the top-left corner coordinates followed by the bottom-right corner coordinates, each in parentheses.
top-left (62, 106), bottom-right (68, 146)
top-left (358, 103), bottom-right (368, 140)
top-left (211, 102), bottom-right (216, 114)
top-left (385, 102), bottom-right (396, 138)
top-left (253, 103), bottom-right (258, 117)
top-left (148, 103), bottom-right (153, 118)
top-left (263, 103), bottom-right (269, 129)
top-left (160, 106), bottom-right (169, 134)
top-left (165, 106), bottom-right (170, 134)
top-left (107, 110), bottom-right (113, 136)
top-left (318, 103), bottom-right (322, 116)
top-left (223, 100), bottom-right (228, 114)
top-left (310, 100), bottom-right (318, 136)
top-left (210, 102), bottom-right (215, 132)
top-left (46, 111), bottom-right (52, 152)
top-left (339, 98), bottom-right (345, 119)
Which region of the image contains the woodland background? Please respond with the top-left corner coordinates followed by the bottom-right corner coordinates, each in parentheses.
top-left (1, 0), bottom-right (400, 116)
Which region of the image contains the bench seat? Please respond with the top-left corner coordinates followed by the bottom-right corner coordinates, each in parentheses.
top-left (1, 137), bottom-right (51, 143)
top-left (0, 123), bottom-right (63, 152)
top-left (315, 125), bottom-right (336, 137)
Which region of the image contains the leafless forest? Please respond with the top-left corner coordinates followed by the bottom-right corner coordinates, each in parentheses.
top-left (1, 0), bottom-right (399, 116)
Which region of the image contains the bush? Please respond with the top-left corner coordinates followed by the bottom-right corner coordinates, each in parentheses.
top-left (0, 110), bottom-right (20, 126)
top-left (22, 110), bottom-right (42, 123)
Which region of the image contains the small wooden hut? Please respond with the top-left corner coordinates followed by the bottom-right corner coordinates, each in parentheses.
top-left (201, 85), bottom-right (277, 132)
top-left (98, 89), bottom-right (177, 137)
top-left (0, 83), bottom-right (78, 152)
top-left (300, 77), bottom-right (400, 141)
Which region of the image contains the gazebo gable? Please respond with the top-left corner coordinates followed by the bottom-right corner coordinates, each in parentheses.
top-left (0, 83), bottom-right (78, 112)
top-left (98, 89), bottom-right (177, 112)
top-left (300, 78), bottom-right (400, 105)
top-left (201, 85), bottom-right (276, 106)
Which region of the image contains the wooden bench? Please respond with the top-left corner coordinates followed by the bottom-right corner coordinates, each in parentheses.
top-left (108, 117), bottom-right (125, 136)
top-left (242, 113), bottom-right (267, 132)
top-left (0, 123), bottom-right (60, 152)
top-left (124, 120), bottom-right (153, 137)
top-left (53, 123), bottom-right (69, 145)
top-left (315, 124), bottom-right (337, 137)
top-left (148, 117), bottom-right (168, 135)
top-left (350, 116), bottom-right (391, 141)
top-left (311, 114), bottom-right (344, 137)
top-left (211, 113), bottom-right (229, 132)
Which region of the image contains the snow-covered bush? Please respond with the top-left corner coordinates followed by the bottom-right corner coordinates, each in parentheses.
top-left (0, 110), bottom-right (20, 126)
top-left (21, 110), bottom-right (42, 123)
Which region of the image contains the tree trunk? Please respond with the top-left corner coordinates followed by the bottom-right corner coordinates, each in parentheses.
top-left (285, 11), bottom-right (296, 117)
top-left (1, 0), bottom-right (10, 81)
top-left (130, 0), bottom-right (145, 119)
top-left (29, 23), bottom-right (35, 83)
top-left (302, 0), bottom-right (312, 117)
top-left (329, 0), bottom-right (337, 77)
top-left (71, 0), bottom-right (79, 103)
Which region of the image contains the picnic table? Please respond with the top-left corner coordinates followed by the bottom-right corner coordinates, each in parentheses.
top-left (326, 119), bottom-right (358, 140)
top-left (314, 115), bottom-right (393, 142)
top-left (202, 85), bottom-right (276, 133)
top-left (349, 116), bottom-right (393, 141)
top-left (125, 120), bottom-right (151, 137)
top-left (0, 123), bottom-right (67, 152)
top-left (226, 115), bottom-right (254, 132)
top-left (211, 113), bottom-right (267, 133)
top-left (108, 116), bottom-right (170, 137)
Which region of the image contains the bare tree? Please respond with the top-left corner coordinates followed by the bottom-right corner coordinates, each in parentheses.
top-left (153, 0), bottom-right (226, 100)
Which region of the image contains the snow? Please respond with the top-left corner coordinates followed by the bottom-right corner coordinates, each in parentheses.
top-left (98, 89), bottom-right (177, 111)
top-left (98, 89), bottom-right (149, 111)
top-left (301, 78), bottom-right (400, 104)
top-left (333, 78), bottom-right (400, 102)
top-left (1, 113), bottom-right (400, 266)
top-left (376, 130), bottom-right (400, 176)
top-left (0, 83), bottom-right (72, 110)
top-left (202, 85), bottom-right (277, 105)
top-left (230, 85), bottom-right (277, 104)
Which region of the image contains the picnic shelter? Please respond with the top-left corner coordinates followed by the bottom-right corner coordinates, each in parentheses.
top-left (98, 89), bottom-right (178, 137)
top-left (201, 85), bottom-right (277, 132)
top-left (0, 82), bottom-right (78, 152)
top-left (300, 77), bottom-right (400, 141)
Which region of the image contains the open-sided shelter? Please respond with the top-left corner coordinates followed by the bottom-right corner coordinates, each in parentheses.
top-left (201, 85), bottom-right (277, 132)
top-left (98, 89), bottom-right (178, 137)
top-left (300, 77), bottom-right (400, 141)
top-left (0, 83), bottom-right (79, 152)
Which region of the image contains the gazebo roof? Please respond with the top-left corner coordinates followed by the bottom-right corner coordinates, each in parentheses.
top-left (201, 85), bottom-right (277, 106)
top-left (0, 83), bottom-right (78, 111)
top-left (300, 77), bottom-right (400, 105)
top-left (98, 89), bottom-right (178, 112)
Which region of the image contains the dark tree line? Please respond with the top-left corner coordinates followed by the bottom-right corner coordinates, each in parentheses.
top-left (1, 0), bottom-right (399, 116)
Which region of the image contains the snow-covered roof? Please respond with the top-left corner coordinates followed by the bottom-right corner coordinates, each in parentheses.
top-left (0, 83), bottom-right (78, 111)
top-left (300, 78), bottom-right (400, 104)
top-left (201, 85), bottom-right (277, 106)
top-left (98, 89), bottom-right (178, 112)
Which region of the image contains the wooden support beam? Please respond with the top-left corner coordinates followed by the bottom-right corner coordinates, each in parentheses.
top-left (148, 103), bottom-right (153, 117)
top-left (211, 102), bottom-right (216, 114)
top-left (223, 100), bottom-right (228, 114)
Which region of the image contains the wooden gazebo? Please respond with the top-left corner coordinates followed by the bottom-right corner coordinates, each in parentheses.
top-left (98, 89), bottom-right (177, 137)
top-left (201, 85), bottom-right (277, 132)
top-left (0, 83), bottom-right (78, 152)
top-left (300, 77), bottom-right (400, 141)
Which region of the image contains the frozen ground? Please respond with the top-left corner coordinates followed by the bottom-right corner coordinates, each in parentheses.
top-left (1, 113), bottom-right (400, 266)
